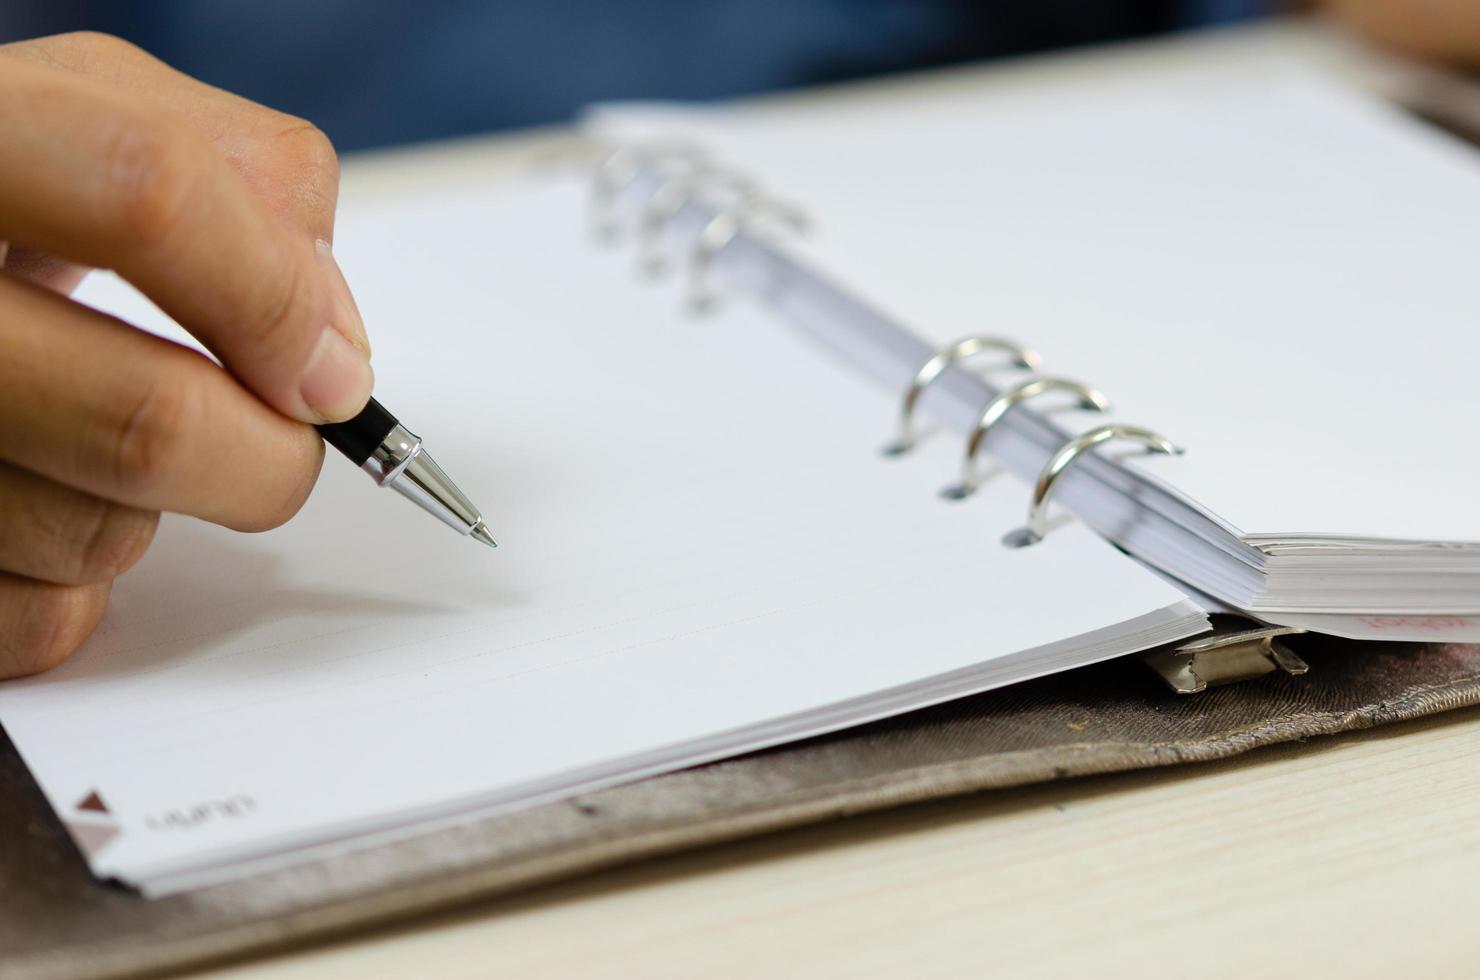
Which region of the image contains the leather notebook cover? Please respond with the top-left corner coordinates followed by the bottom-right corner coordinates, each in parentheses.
top-left (5, 635), bottom-right (1480, 980)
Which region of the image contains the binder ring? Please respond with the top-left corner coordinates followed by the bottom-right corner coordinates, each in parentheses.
top-left (881, 337), bottom-right (1042, 457)
top-left (940, 377), bottom-right (1110, 500)
top-left (1003, 423), bottom-right (1184, 549)
top-left (638, 165), bottom-right (757, 278)
top-left (590, 142), bottom-right (705, 244)
top-left (687, 196), bottom-right (809, 314)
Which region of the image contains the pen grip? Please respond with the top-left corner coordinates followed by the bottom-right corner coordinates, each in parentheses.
top-left (315, 397), bottom-right (398, 467)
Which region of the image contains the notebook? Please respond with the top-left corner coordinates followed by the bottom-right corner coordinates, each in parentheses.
top-left (585, 56), bottom-right (1480, 641)
top-left (0, 179), bottom-right (1202, 896)
top-left (2, 43), bottom-right (1472, 897)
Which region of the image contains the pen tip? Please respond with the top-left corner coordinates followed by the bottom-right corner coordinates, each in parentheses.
top-left (470, 520), bottom-right (498, 549)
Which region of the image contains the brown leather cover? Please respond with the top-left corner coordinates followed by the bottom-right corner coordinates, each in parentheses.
top-left (5, 636), bottom-right (1480, 980)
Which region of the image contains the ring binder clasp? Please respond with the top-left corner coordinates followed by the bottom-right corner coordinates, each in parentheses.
top-left (881, 337), bottom-right (1042, 458)
top-left (687, 196), bottom-right (809, 314)
top-left (591, 142), bottom-right (705, 245)
top-left (1003, 423), bottom-right (1184, 548)
top-left (1142, 615), bottom-right (1309, 694)
top-left (941, 377), bottom-right (1110, 500)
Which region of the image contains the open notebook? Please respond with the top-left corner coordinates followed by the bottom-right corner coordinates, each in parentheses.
top-left (0, 179), bottom-right (1201, 895)
top-left (3, 41), bottom-right (1474, 896)
top-left (588, 55), bottom-right (1480, 640)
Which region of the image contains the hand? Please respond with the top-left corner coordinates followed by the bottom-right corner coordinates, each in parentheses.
top-left (0, 32), bottom-right (374, 678)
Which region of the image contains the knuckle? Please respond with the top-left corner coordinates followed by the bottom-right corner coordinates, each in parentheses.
top-left (108, 371), bottom-right (198, 500)
top-left (3, 586), bottom-right (97, 677)
top-left (74, 503), bottom-right (159, 583)
top-left (101, 121), bottom-right (204, 248)
top-left (2, 31), bottom-right (150, 73)
top-left (60, 30), bottom-right (139, 55)
top-left (59, 31), bottom-right (142, 59)
top-left (273, 116), bottom-right (340, 188)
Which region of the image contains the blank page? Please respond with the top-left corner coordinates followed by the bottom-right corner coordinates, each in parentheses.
top-left (605, 56), bottom-right (1480, 543)
top-left (0, 180), bottom-right (1196, 893)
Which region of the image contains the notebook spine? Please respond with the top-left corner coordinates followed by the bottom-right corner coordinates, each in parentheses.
top-left (880, 336), bottom-right (1041, 458)
top-left (578, 139), bottom-right (1307, 690)
top-left (877, 335), bottom-right (1183, 546)
top-left (637, 165), bottom-right (758, 278)
top-left (583, 139), bottom-right (1188, 550)
top-left (589, 141), bottom-right (706, 243)
top-left (1002, 423), bottom-right (1183, 548)
top-left (940, 376), bottom-right (1109, 501)
top-left (588, 142), bottom-right (810, 313)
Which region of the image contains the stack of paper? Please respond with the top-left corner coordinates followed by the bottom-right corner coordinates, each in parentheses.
top-left (590, 51), bottom-right (1480, 638)
top-left (0, 179), bottom-right (1201, 895)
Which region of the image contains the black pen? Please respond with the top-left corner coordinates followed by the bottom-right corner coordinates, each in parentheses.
top-left (316, 398), bottom-right (497, 548)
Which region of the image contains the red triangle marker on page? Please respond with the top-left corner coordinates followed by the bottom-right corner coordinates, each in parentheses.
top-left (76, 790), bottom-right (109, 815)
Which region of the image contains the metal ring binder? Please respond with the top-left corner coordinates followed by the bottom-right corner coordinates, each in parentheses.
top-left (580, 142), bottom-right (1310, 694)
top-left (940, 377), bottom-right (1110, 500)
top-left (591, 142), bottom-right (705, 244)
top-left (638, 165), bottom-right (757, 277)
top-left (1003, 423), bottom-right (1184, 548)
top-left (687, 196), bottom-right (809, 314)
top-left (881, 337), bottom-right (1042, 457)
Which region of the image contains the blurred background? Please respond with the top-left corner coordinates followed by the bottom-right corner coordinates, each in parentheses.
top-left (0, 1), bottom-right (1277, 153)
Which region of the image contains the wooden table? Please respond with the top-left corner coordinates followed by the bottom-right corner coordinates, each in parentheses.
top-left (194, 20), bottom-right (1480, 979)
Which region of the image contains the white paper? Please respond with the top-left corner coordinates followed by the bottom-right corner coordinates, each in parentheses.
top-left (0, 179), bottom-right (1197, 893)
top-left (600, 59), bottom-right (1480, 544)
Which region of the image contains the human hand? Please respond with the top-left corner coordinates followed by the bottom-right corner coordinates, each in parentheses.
top-left (0, 32), bottom-right (373, 678)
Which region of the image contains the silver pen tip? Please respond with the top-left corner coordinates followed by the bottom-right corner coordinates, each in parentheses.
top-left (470, 520), bottom-right (498, 549)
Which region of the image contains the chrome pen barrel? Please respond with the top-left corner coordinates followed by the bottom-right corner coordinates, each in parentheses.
top-left (361, 423), bottom-right (422, 487)
top-left (362, 424), bottom-right (496, 546)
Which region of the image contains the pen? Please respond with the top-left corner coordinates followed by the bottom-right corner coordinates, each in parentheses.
top-left (315, 397), bottom-right (497, 548)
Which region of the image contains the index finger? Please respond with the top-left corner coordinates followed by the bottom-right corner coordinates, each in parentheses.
top-left (0, 32), bottom-right (341, 243)
top-left (0, 56), bottom-right (371, 423)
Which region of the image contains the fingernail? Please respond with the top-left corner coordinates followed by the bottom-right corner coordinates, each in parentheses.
top-left (300, 326), bottom-right (374, 422)
top-left (314, 239), bottom-right (370, 357)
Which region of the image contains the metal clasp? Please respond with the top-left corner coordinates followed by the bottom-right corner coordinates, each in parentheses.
top-left (1141, 615), bottom-right (1309, 694)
